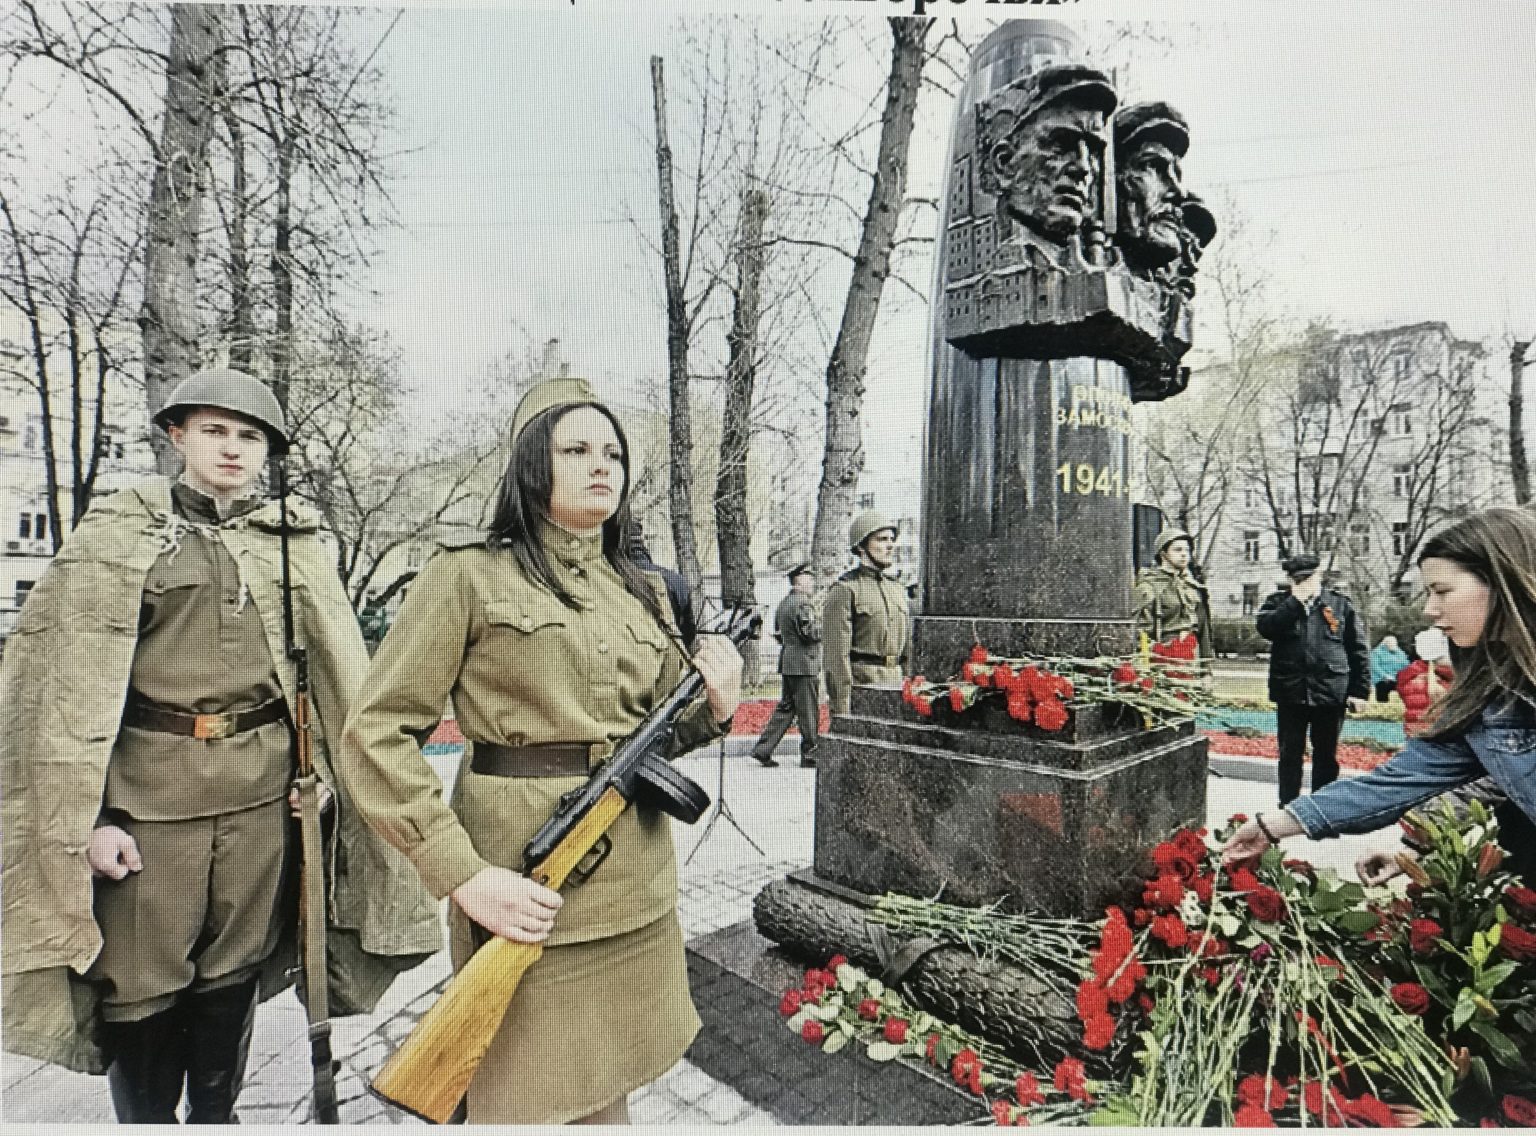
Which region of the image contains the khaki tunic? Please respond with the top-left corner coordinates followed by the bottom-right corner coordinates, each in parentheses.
top-left (822, 565), bottom-right (910, 714)
top-left (338, 527), bottom-right (722, 1122)
top-left (1132, 565), bottom-right (1213, 657)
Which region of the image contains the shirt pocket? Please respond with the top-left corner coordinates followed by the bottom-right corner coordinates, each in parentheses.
top-left (484, 596), bottom-right (570, 636)
top-left (1482, 727), bottom-right (1536, 756)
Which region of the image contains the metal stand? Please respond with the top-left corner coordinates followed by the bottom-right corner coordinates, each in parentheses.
top-left (687, 736), bottom-right (765, 863)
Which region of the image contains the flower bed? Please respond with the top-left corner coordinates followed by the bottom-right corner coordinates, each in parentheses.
top-left (774, 803), bottom-right (1536, 1126)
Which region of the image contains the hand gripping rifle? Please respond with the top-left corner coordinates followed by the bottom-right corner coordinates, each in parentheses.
top-left (368, 606), bottom-right (762, 1124)
top-left (277, 463), bottom-right (341, 1125)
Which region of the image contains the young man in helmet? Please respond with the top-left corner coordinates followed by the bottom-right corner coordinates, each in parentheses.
top-left (822, 510), bottom-right (911, 720)
top-left (1132, 527), bottom-right (1213, 659)
top-left (0, 368), bottom-right (438, 1123)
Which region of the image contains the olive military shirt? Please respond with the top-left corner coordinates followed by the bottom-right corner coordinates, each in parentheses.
top-left (822, 565), bottom-right (910, 715)
top-left (105, 482), bottom-right (290, 819)
top-left (339, 526), bottom-right (723, 947)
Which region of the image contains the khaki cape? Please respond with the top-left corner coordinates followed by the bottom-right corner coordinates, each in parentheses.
top-left (0, 478), bottom-right (441, 1073)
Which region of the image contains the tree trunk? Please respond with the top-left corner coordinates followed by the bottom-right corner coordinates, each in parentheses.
top-left (717, 187), bottom-right (769, 680)
top-left (221, 99), bottom-right (256, 371)
top-left (809, 17), bottom-right (928, 584)
top-left (650, 56), bottom-right (705, 597)
top-left (1512, 341), bottom-right (1530, 506)
top-left (140, 3), bottom-right (223, 473)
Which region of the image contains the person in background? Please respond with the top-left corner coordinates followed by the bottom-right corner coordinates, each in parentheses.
top-left (1369, 633), bottom-right (1410, 702)
top-left (1255, 553), bottom-right (1370, 807)
top-left (751, 563), bottom-right (823, 769)
top-left (1132, 528), bottom-right (1213, 659)
top-left (626, 515), bottom-right (698, 648)
top-left (823, 511), bottom-right (910, 717)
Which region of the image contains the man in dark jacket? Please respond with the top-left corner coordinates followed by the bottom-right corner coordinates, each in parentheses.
top-left (1256, 553), bottom-right (1370, 807)
top-left (751, 564), bottom-right (823, 768)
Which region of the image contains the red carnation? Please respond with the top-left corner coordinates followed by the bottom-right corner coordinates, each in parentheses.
top-left (900, 677), bottom-right (914, 705)
top-left (968, 1064), bottom-right (984, 1096)
top-left (827, 954), bottom-right (848, 970)
top-left (1302, 1081), bottom-right (1347, 1125)
top-left (1233, 1103), bottom-right (1277, 1128)
top-left (801, 1020), bottom-right (825, 1044)
top-left (1015, 1072), bottom-right (1044, 1106)
top-left (993, 662), bottom-right (1017, 690)
top-left (1498, 922), bottom-right (1536, 961)
top-left (1505, 885), bottom-right (1536, 919)
top-left (925, 1033), bottom-right (940, 1063)
top-left (1139, 676), bottom-right (1155, 691)
top-left (1237, 1073), bottom-right (1288, 1112)
top-left (949, 686), bottom-right (967, 713)
top-left (1053, 1056), bottom-right (1092, 1103)
top-left (1082, 1012), bottom-right (1116, 1051)
top-left (992, 1100), bottom-right (1013, 1127)
top-left (951, 1048), bottom-right (980, 1086)
top-left (1150, 913), bottom-right (1189, 949)
top-left (1006, 691), bottom-right (1033, 723)
top-left (858, 998), bottom-right (880, 1021)
top-left (913, 694), bottom-right (934, 718)
top-left (969, 643), bottom-right (989, 664)
top-left (1246, 886), bottom-right (1287, 923)
top-left (1343, 1093), bottom-right (1397, 1127)
top-left (1143, 874), bottom-right (1186, 911)
top-left (1190, 873), bottom-right (1214, 904)
top-left (1033, 697), bottom-right (1069, 731)
top-left (1503, 1095), bottom-right (1536, 1127)
top-left (779, 990), bottom-right (802, 1017)
top-left (1408, 918), bottom-right (1442, 955)
top-left (1112, 663), bottom-right (1138, 685)
top-left (960, 661), bottom-right (979, 684)
top-left (1390, 982), bottom-right (1430, 1015)
top-left (883, 1017), bottom-right (908, 1044)
top-left (1104, 956), bottom-right (1147, 1003)
top-left (1076, 979), bottom-right (1109, 1021)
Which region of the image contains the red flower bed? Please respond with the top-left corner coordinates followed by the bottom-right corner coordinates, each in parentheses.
top-left (1202, 730), bottom-right (1390, 772)
top-left (729, 698), bottom-right (831, 736)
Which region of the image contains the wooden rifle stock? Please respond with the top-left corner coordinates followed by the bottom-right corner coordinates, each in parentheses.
top-left (369, 787), bottom-right (630, 1123)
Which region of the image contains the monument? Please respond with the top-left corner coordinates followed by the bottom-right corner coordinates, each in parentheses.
top-left (686, 22), bottom-right (1215, 1115)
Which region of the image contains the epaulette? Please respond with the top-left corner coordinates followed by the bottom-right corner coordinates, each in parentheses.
top-left (436, 528), bottom-right (489, 552)
top-left (837, 568), bottom-right (861, 582)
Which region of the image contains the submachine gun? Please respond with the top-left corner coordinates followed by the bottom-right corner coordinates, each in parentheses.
top-left (369, 606), bottom-right (762, 1123)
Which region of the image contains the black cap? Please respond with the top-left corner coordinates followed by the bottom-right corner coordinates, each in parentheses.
top-left (1114, 101), bottom-right (1190, 159)
top-left (1281, 553), bottom-right (1321, 578)
top-left (787, 562), bottom-right (813, 582)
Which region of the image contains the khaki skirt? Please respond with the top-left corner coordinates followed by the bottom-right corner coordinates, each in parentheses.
top-left (450, 908), bottom-right (700, 1124)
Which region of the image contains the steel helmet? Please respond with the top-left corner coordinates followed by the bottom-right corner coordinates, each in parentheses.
top-left (1154, 528), bottom-right (1193, 560)
top-left (153, 368), bottom-right (289, 456)
top-left (848, 510), bottom-right (898, 552)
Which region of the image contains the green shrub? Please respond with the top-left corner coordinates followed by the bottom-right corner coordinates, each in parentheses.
top-left (1209, 617), bottom-right (1268, 658)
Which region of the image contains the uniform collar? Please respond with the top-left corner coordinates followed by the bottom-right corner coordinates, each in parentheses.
top-left (541, 520), bottom-right (607, 564)
top-left (172, 479), bottom-right (264, 525)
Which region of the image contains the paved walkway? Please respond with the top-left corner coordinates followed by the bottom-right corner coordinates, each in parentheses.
top-left (2, 739), bottom-right (1393, 1126)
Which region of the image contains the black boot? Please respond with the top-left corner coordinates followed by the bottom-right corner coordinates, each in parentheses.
top-left (182, 978), bottom-right (259, 1124)
top-left (102, 1005), bottom-right (188, 1124)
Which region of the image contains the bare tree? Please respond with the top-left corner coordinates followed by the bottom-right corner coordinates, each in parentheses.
top-left (1511, 338), bottom-right (1532, 506)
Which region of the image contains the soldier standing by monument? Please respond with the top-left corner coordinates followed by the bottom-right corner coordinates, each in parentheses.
top-left (822, 511), bottom-right (910, 717)
top-left (1133, 528), bottom-right (1213, 657)
top-left (751, 563), bottom-right (823, 768)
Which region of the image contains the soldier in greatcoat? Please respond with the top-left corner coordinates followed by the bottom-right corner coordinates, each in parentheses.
top-left (338, 377), bottom-right (743, 1124)
top-left (823, 511), bottom-right (911, 716)
top-left (0, 369), bottom-right (439, 1123)
top-left (751, 563), bottom-right (823, 768)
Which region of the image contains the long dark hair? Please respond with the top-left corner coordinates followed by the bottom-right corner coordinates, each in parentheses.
top-left (485, 402), bottom-right (667, 626)
top-left (1420, 506), bottom-right (1536, 738)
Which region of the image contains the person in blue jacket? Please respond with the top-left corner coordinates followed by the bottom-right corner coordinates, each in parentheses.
top-left (1369, 634), bottom-right (1411, 702)
top-left (1222, 507), bottom-right (1536, 876)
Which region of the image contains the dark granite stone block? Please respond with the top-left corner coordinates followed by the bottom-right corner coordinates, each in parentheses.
top-left (685, 922), bottom-right (983, 1126)
top-left (812, 722), bottom-right (1207, 917)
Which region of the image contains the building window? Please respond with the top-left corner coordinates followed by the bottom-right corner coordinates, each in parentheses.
top-left (1242, 531), bottom-right (1260, 563)
top-left (1391, 353), bottom-right (1411, 381)
top-left (1241, 584), bottom-right (1259, 616)
top-left (1392, 522), bottom-right (1409, 557)
top-left (17, 511), bottom-right (47, 541)
top-left (1243, 486), bottom-right (1261, 509)
top-left (22, 424), bottom-right (37, 451)
top-left (1392, 464), bottom-right (1411, 497)
top-left (1389, 407), bottom-right (1412, 437)
top-left (856, 492), bottom-right (876, 510)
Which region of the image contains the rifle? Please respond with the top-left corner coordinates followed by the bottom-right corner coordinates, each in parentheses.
top-left (369, 606), bottom-right (762, 1124)
top-left (277, 462), bottom-right (341, 1125)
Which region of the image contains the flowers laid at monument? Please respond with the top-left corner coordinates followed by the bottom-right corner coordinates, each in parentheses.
top-left (775, 803), bottom-right (1536, 1126)
top-left (900, 641), bottom-right (1213, 730)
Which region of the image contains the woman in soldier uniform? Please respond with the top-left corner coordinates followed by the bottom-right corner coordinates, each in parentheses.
top-left (0, 369), bottom-right (438, 1123)
top-left (339, 377), bottom-right (743, 1125)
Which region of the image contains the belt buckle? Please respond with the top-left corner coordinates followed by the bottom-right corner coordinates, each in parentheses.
top-left (193, 712), bottom-right (236, 740)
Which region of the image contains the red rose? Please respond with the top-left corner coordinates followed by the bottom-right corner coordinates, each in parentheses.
top-left (1191, 873), bottom-right (1214, 904)
top-left (1015, 1072), bottom-right (1044, 1106)
top-left (968, 1064), bottom-right (984, 1096)
top-left (993, 662), bottom-right (1016, 690)
top-left (1033, 697), bottom-right (1069, 732)
top-left (1076, 979), bottom-right (1109, 1021)
top-left (1246, 886), bottom-right (1287, 923)
top-left (1082, 1012), bottom-right (1116, 1051)
top-left (1227, 866), bottom-right (1261, 893)
top-left (951, 1047), bottom-right (980, 1086)
top-left (1153, 842), bottom-right (1201, 882)
top-left (1143, 874), bottom-right (1187, 911)
top-left (1499, 923), bottom-right (1536, 961)
top-left (857, 998), bottom-right (880, 1021)
top-left (1150, 913), bottom-right (1189, 949)
top-left (779, 990), bottom-right (803, 1017)
top-left (913, 694), bottom-right (934, 718)
top-left (1503, 1095), bottom-right (1536, 1127)
top-left (1139, 676), bottom-right (1155, 691)
top-left (949, 686), bottom-right (967, 713)
top-left (1390, 982), bottom-right (1430, 1016)
top-left (1409, 918), bottom-right (1442, 956)
top-left (1233, 1103), bottom-right (1277, 1128)
top-left (1505, 885), bottom-right (1536, 919)
top-left (883, 1017), bottom-right (908, 1044)
top-left (801, 1020), bottom-right (825, 1044)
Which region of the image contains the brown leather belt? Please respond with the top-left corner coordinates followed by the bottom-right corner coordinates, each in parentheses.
top-left (469, 741), bottom-right (609, 778)
top-left (850, 651), bottom-right (902, 667)
top-left (123, 696), bottom-right (289, 740)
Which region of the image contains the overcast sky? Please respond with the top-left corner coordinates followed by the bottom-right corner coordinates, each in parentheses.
top-left (359, 2), bottom-right (1536, 517)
